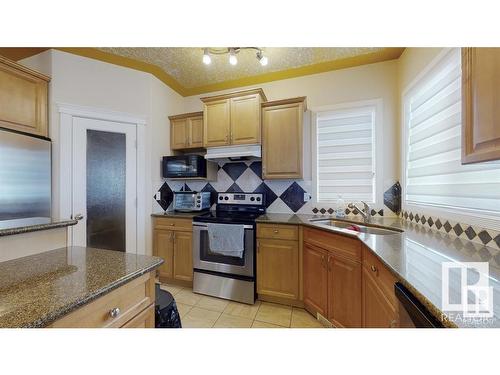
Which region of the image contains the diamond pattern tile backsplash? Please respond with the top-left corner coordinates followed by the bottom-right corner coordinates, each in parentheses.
top-left (401, 209), bottom-right (500, 251)
top-left (154, 160), bottom-right (396, 216)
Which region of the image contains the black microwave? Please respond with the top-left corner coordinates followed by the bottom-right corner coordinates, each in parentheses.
top-left (162, 155), bottom-right (207, 178)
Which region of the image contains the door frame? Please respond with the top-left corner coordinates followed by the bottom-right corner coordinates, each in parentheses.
top-left (57, 103), bottom-right (147, 254)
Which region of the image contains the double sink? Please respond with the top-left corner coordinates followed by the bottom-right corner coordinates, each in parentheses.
top-left (309, 218), bottom-right (403, 236)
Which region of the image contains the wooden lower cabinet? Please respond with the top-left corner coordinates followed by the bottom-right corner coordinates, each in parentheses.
top-left (303, 243), bottom-right (328, 317)
top-left (256, 238), bottom-right (299, 301)
top-left (121, 304), bottom-right (155, 328)
top-left (328, 255), bottom-right (362, 328)
top-left (173, 230), bottom-right (193, 282)
top-left (153, 229), bottom-right (193, 284)
top-left (50, 272), bottom-right (155, 328)
top-left (362, 267), bottom-right (398, 328)
top-left (154, 229), bottom-right (174, 279)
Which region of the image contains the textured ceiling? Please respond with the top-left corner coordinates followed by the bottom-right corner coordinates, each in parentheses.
top-left (98, 47), bottom-right (386, 89)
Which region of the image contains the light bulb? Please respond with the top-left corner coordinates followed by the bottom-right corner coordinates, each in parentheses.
top-left (202, 49), bottom-right (211, 65)
top-left (229, 49), bottom-right (237, 65)
top-left (259, 55), bottom-right (268, 66)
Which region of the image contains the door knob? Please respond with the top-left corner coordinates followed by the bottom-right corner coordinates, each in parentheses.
top-left (74, 213), bottom-right (84, 221)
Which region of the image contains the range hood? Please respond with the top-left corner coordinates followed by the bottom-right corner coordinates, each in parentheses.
top-left (204, 144), bottom-right (261, 161)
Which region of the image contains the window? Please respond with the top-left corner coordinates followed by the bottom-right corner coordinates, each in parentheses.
top-left (315, 102), bottom-right (379, 204)
top-left (404, 48), bottom-right (500, 219)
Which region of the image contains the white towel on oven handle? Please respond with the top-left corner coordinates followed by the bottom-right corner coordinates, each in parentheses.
top-left (207, 223), bottom-right (245, 258)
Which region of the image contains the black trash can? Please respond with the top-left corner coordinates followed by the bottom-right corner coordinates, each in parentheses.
top-left (155, 284), bottom-right (182, 328)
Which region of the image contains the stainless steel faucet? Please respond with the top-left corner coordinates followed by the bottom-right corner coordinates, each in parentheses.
top-left (347, 201), bottom-right (371, 223)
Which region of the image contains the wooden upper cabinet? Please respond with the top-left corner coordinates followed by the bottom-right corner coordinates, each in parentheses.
top-left (189, 116), bottom-right (204, 148)
top-left (262, 97), bottom-right (306, 179)
top-left (230, 94), bottom-right (261, 144)
top-left (169, 111), bottom-right (203, 150)
top-left (202, 88), bottom-right (266, 147)
top-left (462, 48), bottom-right (500, 164)
top-left (303, 243), bottom-right (328, 317)
top-left (204, 99), bottom-right (231, 147)
top-left (0, 56), bottom-right (50, 137)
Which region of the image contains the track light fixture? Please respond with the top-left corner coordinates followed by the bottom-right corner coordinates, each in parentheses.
top-left (201, 48), bottom-right (268, 67)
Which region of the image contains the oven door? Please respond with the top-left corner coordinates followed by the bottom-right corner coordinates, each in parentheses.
top-left (193, 222), bottom-right (254, 277)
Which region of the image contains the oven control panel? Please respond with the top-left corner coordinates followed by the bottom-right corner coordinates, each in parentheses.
top-left (217, 193), bottom-right (264, 205)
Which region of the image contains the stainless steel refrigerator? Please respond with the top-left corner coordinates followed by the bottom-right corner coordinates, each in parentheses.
top-left (0, 128), bottom-right (51, 229)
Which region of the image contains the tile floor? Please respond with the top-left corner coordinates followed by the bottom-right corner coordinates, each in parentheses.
top-left (159, 283), bottom-right (326, 328)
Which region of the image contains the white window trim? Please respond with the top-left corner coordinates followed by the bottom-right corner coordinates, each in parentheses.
top-left (401, 48), bottom-right (500, 231)
top-left (311, 99), bottom-right (383, 207)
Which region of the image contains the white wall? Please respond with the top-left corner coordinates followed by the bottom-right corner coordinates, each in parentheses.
top-left (183, 60), bottom-right (399, 213)
top-left (20, 50), bottom-right (185, 255)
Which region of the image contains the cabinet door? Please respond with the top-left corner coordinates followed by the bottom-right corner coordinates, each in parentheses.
top-left (204, 99), bottom-right (230, 147)
top-left (230, 94), bottom-right (261, 145)
top-left (173, 231), bottom-right (193, 282)
top-left (303, 243), bottom-right (328, 317)
top-left (189, 116), bottom-right (204, 148)
top-left (262, 102), bottom-right (303, 179)
top-left (362, 267), bottom-right (398, 328)
top-left (153, 229), bottom-right (174, 279)
top-left (328, 255), bottom-right (362, 328)
top-left (462, 48), bottom-right (500, 164)
top-left (170, 118), bottom-right (187, 150)
top-left (257, 239), bottom-right (299, 300)
top-left (0, 58), bottom-right (48, 137)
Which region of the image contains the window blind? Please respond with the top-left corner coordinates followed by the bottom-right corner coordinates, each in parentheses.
top-left (317, 106), bottom-right (375, 202)
top-left (405, 48), bottom-right (500, 212)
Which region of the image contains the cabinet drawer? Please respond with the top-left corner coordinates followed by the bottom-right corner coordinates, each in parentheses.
top-left (121, 304), bottom-right (155, 328)
top-left (257, 224), bottom-right (298, 240)
top-left (50, 272), bottom-right (154, 328)
top-left (303, 227), bottom-right (361, 262)
top-left (154, 217), bottom-right (192, 231)
top-left (362, 246), bottom-right (398, 308)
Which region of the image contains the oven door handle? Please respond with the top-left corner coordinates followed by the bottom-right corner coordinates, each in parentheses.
top-left (193, 222), bottom-right (254, 230)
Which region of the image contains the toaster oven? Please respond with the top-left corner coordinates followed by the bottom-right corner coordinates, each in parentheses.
top-left (173, 192), bottom-right (211, 212)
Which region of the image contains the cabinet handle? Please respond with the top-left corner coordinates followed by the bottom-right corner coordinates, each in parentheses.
top-left (328, 256), bottom-right (332, 272)
top-left (170, 223), bottom-right (175, 226)
top-left (257, 241), bottom-right (260, 253)
top-left (273, 229), bottom-right (279, 234)
top-left (109, 307), bottom-right (121, 318)
top-left (370, 265), bottom-right (377, 273)
top-left (321, 255), bottom-right (326, 269)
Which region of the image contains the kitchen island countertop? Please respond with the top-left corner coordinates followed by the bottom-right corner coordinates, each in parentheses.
top-left (0, 246), bottom-right (163, 328)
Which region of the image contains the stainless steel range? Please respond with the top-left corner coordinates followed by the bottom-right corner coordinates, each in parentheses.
top-left (192, 192), bottom-right (265, 304)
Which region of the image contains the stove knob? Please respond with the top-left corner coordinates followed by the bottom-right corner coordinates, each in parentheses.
top-left (224, 196), bottom-right (229, 201)
top-left (196, 204), bottom-right (201, 207)
top-left (256, 197), bottom-right (261, 202)
top-left (250, 197), bottom-right (255, 201)
top-left (219, 196), bottom-right (224, 201)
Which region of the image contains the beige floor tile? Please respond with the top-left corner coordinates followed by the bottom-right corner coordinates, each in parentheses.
top-left (213, 314), bottom-right (254, 328)
top-left (160, 284), bottom-right (183, 296)
top-left (182, 307), bottom-right (221, 328)
top-left (251, 320), bottom-right (284, 328)
top-left (290, 308), bottom-right (324, 328)
top-left (223, 300), bottom-right (261, 320)
top-left (174, 289), bottom-right (203, 306)
top-left (195, 295), bottom-right (230, 312)
top-left (254, 302), bottom-right (292, 327)
top-left (176, 303), bottom-right (193, 318)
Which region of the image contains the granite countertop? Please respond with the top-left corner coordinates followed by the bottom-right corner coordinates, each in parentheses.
top-left (0, 246), bottom-right (163, 328)
top-left (151, 211), bottom-right (208, 219)
top-left (0, 218), bottom-right (78, 237)
top-left (257, 213), bottom-right (500, 328)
